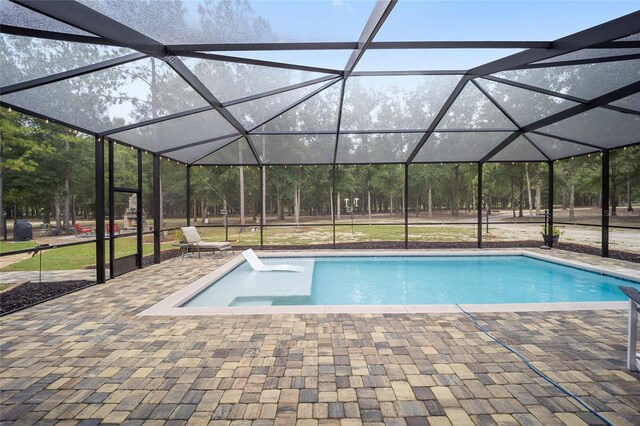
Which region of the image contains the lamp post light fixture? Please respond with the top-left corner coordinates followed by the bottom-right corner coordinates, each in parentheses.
top-left (344, 197), bottom-right (359, 234)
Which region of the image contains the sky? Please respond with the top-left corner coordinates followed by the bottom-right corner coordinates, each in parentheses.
top-left (239, 0), bottom-right (639, 42)
top-left (191, 0), bottom-right (640, 71)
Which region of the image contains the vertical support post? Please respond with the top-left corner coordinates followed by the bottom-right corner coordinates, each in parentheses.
top-left (137, 150), bottom-right (143, 268)
top-left (332, 164), bottom-right (336, 249)
top-left (628, 299), bottom-right (639, 372)
top-left (260, 165), bottom-right (264, 250)
top-left (95, 136), bottom-right (105, 284)
top-left (404, 164), bottom-right (409, 249)
top-left (186, 165), bottom-right (191, 227)
top-left (548, 161), bottom-right (554, 248)
top-left (477, 162), bottom-right (483, 249)
top-left (108, 140), bottom-right (115, 279)
top-left (602, 149), bottom-right (610, 257)
top-left (153, 154), bottom-right (161, 264)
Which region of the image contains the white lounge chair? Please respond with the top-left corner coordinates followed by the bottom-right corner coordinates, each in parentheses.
top-left (620, 286), bottom-right (640, 372)
top-left (180, 226), bottom-right (234, 258)
top-left (242, 249), bottom-right (304, 272)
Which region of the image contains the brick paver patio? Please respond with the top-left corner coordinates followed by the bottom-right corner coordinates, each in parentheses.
top-left (1, 249), bottom-right (639, 425)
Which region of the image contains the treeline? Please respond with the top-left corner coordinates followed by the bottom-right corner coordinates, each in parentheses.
top-left (2, 109), bottom-right (638, 234)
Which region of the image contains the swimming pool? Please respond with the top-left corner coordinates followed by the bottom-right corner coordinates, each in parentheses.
top-left (182, 255), bottom-right (640, 308)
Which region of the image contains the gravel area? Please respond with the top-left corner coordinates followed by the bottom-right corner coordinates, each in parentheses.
top-left (0, 280), bottom-right (95, 315)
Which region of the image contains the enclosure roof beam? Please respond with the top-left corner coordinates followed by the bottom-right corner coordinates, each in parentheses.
top-left (100, 106), bottom-right (213, 137)
top-left (11, 0), bottom-right (263, 165)
top-left (176, 52), bottom-right (342, 75)
top-left (331, 80), bottom-right (347, 164)
top-left (155, 133), bottom-right (241, 155)
top-left (405, 77), bottom-right (470, 164)
top-left (1, 52), bottom-right (147, 95)
top-left (481, 75), bottom-right (593, 103)
top-left (1, 100), bottom-right (97, 136)
top-left (166, 41), bottom-right (556, 52)
top-left (4, 25), bottom-right (635, 52)
top-left (343, 0), bottom-right (397, 78)
top-left (0, 24), bottom-right (121, 46)
top-left (471, 79), bottom-right (551, 161)
top-left (406, 12), bottom-right (640, 165)
top-left (529, 131), bottom-right (608, 150)
top-left (162, 56), bottom-right (262, 165)
top-left (350, 70), bottom-right (467, 76)
top-left (480, 79), bottom-right (640, 163)
top-left (223, 75), bottom-right (338, 107)
top-left (480, 75), bottom-right (640, 116)
top-left (188, 136), bottom-right (245, 165)
top-left (333, 0), bottom-right (397, 165)
top-left (246, 78), bottom-right (342, 133)
top-left (467, 10), bottom-right (640, 76)
top-left (513, 52), bottom-right (640, 70)
top-left (11, 0), bottom-right (167, 56)
top-left (100, 76), bottom-right (338, 137)
top-left (248, 128), bottom-right (517, 136)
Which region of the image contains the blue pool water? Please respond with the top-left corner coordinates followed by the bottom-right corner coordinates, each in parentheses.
top-left (183, 256), bottom-right (639, 307)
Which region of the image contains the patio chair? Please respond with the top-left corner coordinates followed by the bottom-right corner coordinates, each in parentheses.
top-left (74, 223), bottom-right (94, 237)
top-left (179, 226), bottom-right (234, 258)
top-left (106, 223), bottom-right (120, 236)
top-left (619, 286), bottom-right (640, 372)
top-left (242, 249), bottom-right (304, 272)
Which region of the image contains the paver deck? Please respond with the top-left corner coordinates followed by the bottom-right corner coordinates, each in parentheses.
top-left (1, 249), bottom-right (639, 425)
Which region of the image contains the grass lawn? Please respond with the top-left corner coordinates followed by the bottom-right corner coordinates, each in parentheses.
top-left (1, 238), bottom-right (175, 272)
top-left (0, 223), bottom-right (558, 272)
top-left (0, 240), bottom-right (37, 254)
top-left (200, 224), bottom-right (477, 245)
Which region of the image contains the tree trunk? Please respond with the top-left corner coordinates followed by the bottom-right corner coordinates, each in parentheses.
top-left (525, 163), bottom-right (533, 218)
top-left (336, 191), bottom-right (341, 220)
top-left (611, 164), bottom-right (618, 216)
top-left (389, 194), bottom-right (393, 216)
top-left (54, 189), bottom-right (62, 228)
top-left (428, 182), bottom-right (433, 218)
top-left (452, 164), bottom-right (460, 217)
top-left (569, 174), bottom-right (575, 221)
top-left (294, 183), bottom-right (300, 225)
top-left (71, 196), bottom-right (76, 225)
top-left (518, 170), bottom-right (523, 217)
top-left (627, 177), bottom-right (634, 212)
top-left (43, 192), bottom-right (50, 224)
top-left (535, 178), bottom-right (542, 217)
top-left (63, 140), bottom-right (71, 227)
top-left (239, 147), bottom-right (245, 225)
top-left (511, 177), bottom-right (515, 218)
top-left (277, 190), bottom-right (284, 220)
top-left (367, 190), bottom-right (372, 221)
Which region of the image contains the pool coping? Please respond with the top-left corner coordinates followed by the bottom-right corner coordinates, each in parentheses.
top-left (139, 249), bottom-right (640, 316)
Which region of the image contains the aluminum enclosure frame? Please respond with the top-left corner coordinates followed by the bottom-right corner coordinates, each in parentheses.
top-left (2, 0), bottom-right (640, 282)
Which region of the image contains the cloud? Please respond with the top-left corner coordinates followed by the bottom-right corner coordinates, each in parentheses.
top-left (332, 0), bottom-right (355, 12)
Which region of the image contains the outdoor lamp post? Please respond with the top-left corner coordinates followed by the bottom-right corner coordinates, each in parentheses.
top-left (344, 197), bottom-right (359, 234)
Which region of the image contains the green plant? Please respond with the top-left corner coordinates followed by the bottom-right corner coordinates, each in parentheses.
top-left (540, 226), bottom-right (563, 238)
